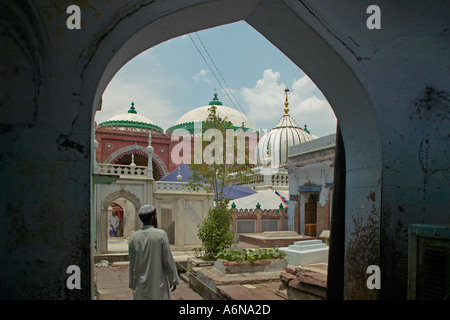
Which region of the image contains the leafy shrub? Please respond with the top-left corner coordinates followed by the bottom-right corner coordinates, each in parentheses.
top-left (215, 247), bottom-right (286, 261)
top-left (197, 202), bottom-right (235, 260)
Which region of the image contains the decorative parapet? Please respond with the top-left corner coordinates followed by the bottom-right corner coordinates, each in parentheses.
top-left (97, 163), bottom-right (148, 177)
top-left (271, 173), bottom-right (289, 187)
top-left (231, 207), bottom-right (287, 216)
top-left (154, 181), bottom-right (188, 192)
top-left (230, 204), bottom-right (288, 233)
top-left (154, 181), bottom-right (207, 193)
top-left (230, 171), bottom-right (289, 188)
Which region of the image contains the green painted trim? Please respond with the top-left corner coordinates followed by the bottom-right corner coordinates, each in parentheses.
top-left (166, 120), bottom-right (256, 135)
top-left (92, 173), bottom-right (120, 185)
top-left (98, 120), bottom-right (164, 133)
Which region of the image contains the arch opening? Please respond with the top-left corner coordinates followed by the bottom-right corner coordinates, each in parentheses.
top-left (83, 0), bottom-right (382, 300)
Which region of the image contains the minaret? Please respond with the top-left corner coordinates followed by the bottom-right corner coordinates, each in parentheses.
top-left (177, 166), bottom-right (183, 182)
top-left (146, 132), bottom-right (154, 179)
top-left (130, 153), bottom-right (136, 167)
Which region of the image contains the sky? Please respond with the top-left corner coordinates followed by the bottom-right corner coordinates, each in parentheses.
top-left (96, 21), bottom-right (337, 138)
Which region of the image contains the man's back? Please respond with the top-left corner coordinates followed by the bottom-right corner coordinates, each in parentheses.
top-left (128, 225), bottom-right (179, 299)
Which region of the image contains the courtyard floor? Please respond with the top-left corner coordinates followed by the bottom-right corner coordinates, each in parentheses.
top-left (95, 238), bottom-right (328, 300)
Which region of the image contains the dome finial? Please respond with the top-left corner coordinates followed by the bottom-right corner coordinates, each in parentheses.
top-left (304, 124), bottom-right (310, 133)
top-left (209, 90), bottom-right (223, 106)
top-left (284, 88), bottom-right (290, 115)
top-left (128, 101), bottom-right (137, 114)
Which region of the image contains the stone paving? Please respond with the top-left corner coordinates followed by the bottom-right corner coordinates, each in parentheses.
top-left (94, 264), bottom-right (204, 300)
top-left (217, 282), bottom-right (285, 300)
top-left (94, 263), bottom-right (288, 300)
top-left (95, 239), bottom-right (327, 300)
top-left (94, 248), bottom-right (287, 300)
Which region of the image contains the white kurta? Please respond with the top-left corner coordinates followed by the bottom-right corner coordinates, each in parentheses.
top-left (128, 225), bottom-right (180, 300)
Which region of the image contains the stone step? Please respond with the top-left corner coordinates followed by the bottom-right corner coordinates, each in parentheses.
top-left (280, 246), bottom-right (329, 266)
top-left (293, 240), bottom-right (323, 246)
top-left (288, 243), bottom-right (327, 251)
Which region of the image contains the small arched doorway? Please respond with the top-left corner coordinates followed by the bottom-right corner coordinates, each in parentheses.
top-left (108, 202), bottom-right (124, 238)
top-left (304, 194), bottom-right (318, 237)
top-left (101, 191), bottom-right (142, 254)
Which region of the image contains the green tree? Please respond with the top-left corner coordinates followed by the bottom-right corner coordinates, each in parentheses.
top-left (187, 105), bottom-right (254, 259)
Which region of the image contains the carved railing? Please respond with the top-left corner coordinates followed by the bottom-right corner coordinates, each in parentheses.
top-left (231, 172), bottom-right (289, 187)
top-left (154, 181), bottom-right (188, 192)
top-left (270, 173), bottom-right (289, 187)
top-left (97, 163), bottom-right (148, 177)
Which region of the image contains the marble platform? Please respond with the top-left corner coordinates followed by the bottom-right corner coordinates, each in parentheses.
top-left (238, 231), bottom-right (314, 247)
top-left (280, 239), bottom-right (329, 265)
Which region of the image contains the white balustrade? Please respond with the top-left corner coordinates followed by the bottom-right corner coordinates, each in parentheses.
top-left (155, 181), bottom-right (188, 192)
top-left (231, 172), bottom-right (288, 187)
top-left (97, 163), bottom-right (148, 177)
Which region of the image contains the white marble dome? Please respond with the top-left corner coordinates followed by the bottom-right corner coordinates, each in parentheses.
top-left (257, 91), bottom-right (315, 166)
top-left (98, 102), bottom-right (164, 132)
top-left (167, 93), bottom-right (257, 133)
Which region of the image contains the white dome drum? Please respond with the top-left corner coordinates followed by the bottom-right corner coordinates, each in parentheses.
top-left (167, 93), bottom-right (257, 134)
top-left (98, 102), bottom-right (164, 133)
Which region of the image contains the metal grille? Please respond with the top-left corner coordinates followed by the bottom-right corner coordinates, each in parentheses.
top-left (236, 220), bottom-right (256, 233)
top-left (261, 220), bottom-right (279, 232)
top-left (422, 243), bottom-right (449, 299)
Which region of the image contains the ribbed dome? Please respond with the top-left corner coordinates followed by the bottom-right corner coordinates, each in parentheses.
top-left (167, 93), bottom-right (257, 134)
top-left (98, 102), bottom-right (164, 132)
top-left (257, 89), bottom-right (314, 166)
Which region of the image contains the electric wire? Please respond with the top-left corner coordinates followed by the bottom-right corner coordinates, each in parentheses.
top-left (189, 33), bottom-right (250, 127)
top-left (193, 33), bottom-right (248, 117)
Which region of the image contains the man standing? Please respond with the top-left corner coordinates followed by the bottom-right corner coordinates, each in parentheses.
top-left (109, 212), bottom-right (119, 237)
top-left (128, 205), bottom-right (180, 299)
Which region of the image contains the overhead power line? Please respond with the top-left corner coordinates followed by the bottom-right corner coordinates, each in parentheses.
top-left (189, 33), bottom-right (249, 121)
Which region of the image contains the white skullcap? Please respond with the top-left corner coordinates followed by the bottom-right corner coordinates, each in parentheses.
top-left (139, 205), bottom-right (156, 216)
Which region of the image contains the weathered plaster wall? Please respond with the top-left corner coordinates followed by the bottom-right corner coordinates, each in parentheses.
top-left (0, 0), bottom-right (448, 299)
top-left (281, 0), bottom-right (450, 299)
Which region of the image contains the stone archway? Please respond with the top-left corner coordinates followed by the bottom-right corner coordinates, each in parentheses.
top-left (2, 0), bottom-right (449, 300)
top-left (104, 144), bottom-right (169, 178)
top-left (81, 0), bottom-right (382, 299)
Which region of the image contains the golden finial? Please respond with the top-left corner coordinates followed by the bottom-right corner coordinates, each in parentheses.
top-left (284, 88), bottom-right (290, 115)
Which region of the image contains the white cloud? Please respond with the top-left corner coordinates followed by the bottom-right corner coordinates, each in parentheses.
top-left (193, 68), bottom-right (210, 82)
top-left (241, 69), bottom-right (287, 122)
top-left (95, 74), bottom-right (178, 131)
top-left (241, 69), bottom-right (336, 137)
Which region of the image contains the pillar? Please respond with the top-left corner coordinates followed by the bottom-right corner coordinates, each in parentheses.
top-left (279, 204), bottom-right (284, 231)
top-left (146, 132), bottom-right (154, 179)
top-left (255, 205), bottom-right (262, 233)
top-left (231, 204), bottom-right (237, 233)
